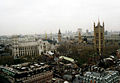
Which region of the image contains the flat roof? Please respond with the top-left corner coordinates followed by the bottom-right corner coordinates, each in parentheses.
top-left (59, 56), bottom-right (75, 63)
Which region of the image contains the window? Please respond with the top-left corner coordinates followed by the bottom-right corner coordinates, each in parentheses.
top-left (101, 33), bottom-right (103, 38)
top-left (101, 40), bottom-right (103, 44)
top-left (96, 33), bottom-right (98, 37)
top-left (96, 40), bottom-right (99, 44)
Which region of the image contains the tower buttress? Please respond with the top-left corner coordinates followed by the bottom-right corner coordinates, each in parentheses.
top-left (103, 22), bottom-right (104, 27)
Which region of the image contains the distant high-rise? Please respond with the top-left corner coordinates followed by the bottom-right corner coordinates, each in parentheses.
top-left (45, 32), bottom-right (47, 39)
top-left (77, 28), bottom-right (82, 34)
top-left (58, 29), bottom-right (62, 42)
top-left (94, 20), bottom-right (105, 55)
top-left (50, 32), bottom-right (52, 40)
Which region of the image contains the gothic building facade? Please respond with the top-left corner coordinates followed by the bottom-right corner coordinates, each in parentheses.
top-left (12, 35), bottom-right (56, 59)
top-left (58, 29), bottom-right (62, 43)
top-left (94, 21), bottom-right (105, 55)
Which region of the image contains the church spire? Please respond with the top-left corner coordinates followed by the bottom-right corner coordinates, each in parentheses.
top-left (97, 18), bottom-right (100, 26)
top-left (103, 21), bottom-right (104, 27)
top-left (58, 29), bottom-right (61, 43)
top-left (78, 31), bottom-right (82, 43)
top-left (58, 29), bottom-right (61, 34)
top-left (94, 22), bottom-right (95, 28)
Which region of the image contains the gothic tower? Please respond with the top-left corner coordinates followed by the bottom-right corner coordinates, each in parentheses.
top-left (78, 31), bottom-right (82, 43)
top-left (58, 29), bottom-right (61, 43)
top-left (94, 20), bottom-right (105, 55)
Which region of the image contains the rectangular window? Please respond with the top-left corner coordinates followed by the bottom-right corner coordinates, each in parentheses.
top-left (96, 40), bottom-right (99, 44)
top-left (96, 33), bottom-right (98, 37)
top-left (101, 40), bottom-right (103, 44)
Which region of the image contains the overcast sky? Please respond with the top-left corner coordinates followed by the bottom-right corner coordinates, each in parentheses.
top-left (0, 0), bottom-right (120, 35)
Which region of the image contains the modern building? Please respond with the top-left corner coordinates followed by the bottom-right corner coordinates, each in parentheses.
top-left (105, 32), bottom-right (120, 45)
top-left (94, 20), bottom-right (105, 55)
top-left (82, 71), bottom-right (119, 83)
top-left (0, 36), bottom-right (12, 44)
top-left (0, 62), bottom-right (53, 83)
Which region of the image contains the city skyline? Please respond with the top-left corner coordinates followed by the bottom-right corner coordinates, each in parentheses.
top-left (0, 0), bottom-right (120, 35)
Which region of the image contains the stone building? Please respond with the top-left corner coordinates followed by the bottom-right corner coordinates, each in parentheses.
top-left (12, 35), bottom-right (56, 59)
top-left (58, 29), bottom-right (62, 43)
top-left (0, 62), bottom-right (53, 83)
top-left (94, 20), bottom-right (105, 55)
top-left (78, 31), bottom-right (82, 43)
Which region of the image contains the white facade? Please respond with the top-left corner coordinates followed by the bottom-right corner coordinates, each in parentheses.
top-left (12, 36), bottom-right (56, 59)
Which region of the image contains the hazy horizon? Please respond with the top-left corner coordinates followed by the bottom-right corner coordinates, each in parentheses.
top-left (0, 0), bottom-right (120, 35)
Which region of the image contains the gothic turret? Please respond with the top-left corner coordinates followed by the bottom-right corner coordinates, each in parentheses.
top-left (94, 20), bottom-right (105, 55)
top-left (58, 29), bottom-right (62, 43)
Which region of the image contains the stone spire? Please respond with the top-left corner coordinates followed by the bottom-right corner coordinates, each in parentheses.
top-left (58, 29), bottom-right (61, 42)
top-left (103, 21), bottom-right (104, 27)
top-left (78, 31), bottom-right (82, 43)
top-left (97, 18), bottom-right (100, 26)
top-left (58, 29), bottom-right (61, 34)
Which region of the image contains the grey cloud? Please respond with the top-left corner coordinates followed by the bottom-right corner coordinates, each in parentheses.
top-left (0, 0), bottom-right (120, 35)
